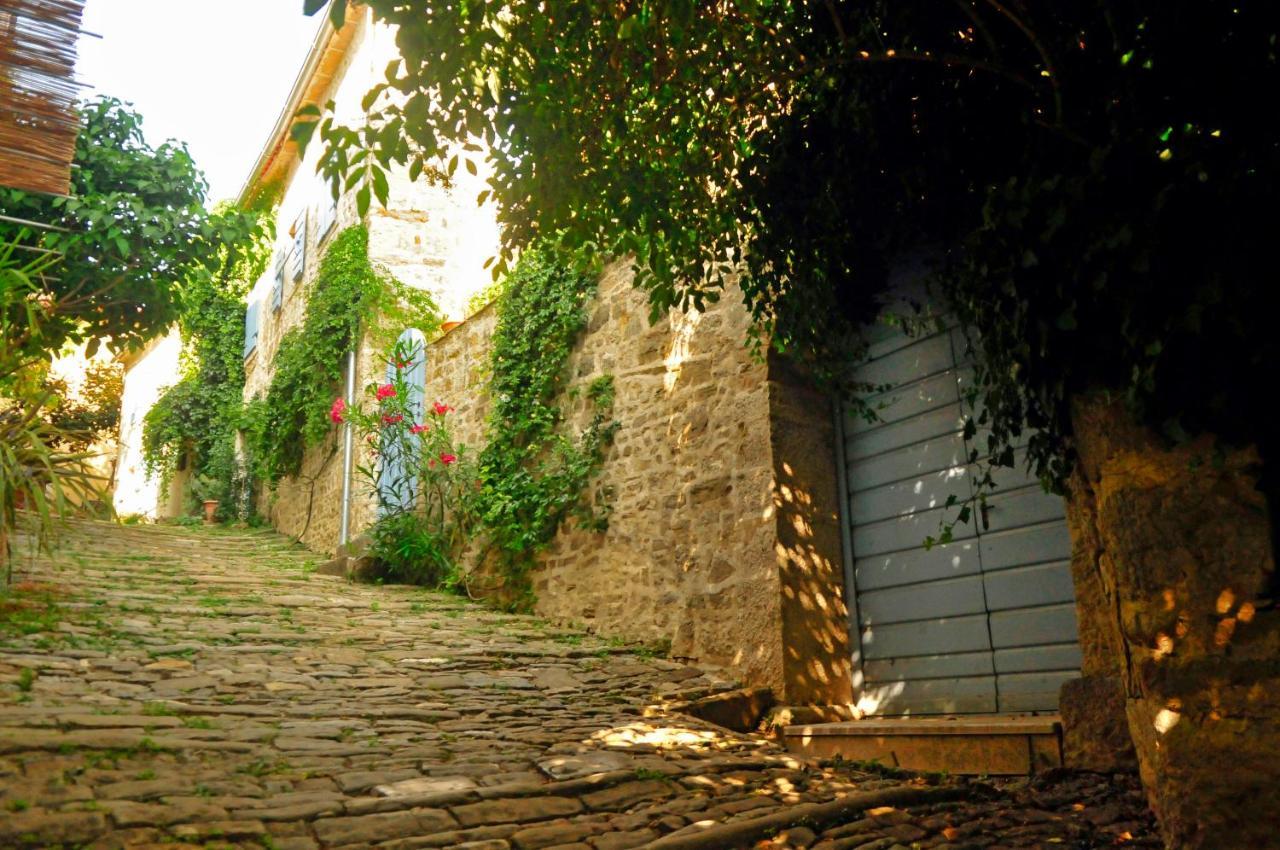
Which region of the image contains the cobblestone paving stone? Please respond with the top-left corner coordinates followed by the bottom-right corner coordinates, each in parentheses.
top-left (0, 520), bottom-right (1159, 850)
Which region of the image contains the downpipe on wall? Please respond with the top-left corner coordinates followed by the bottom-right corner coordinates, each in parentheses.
top-left (338, 344), bottom-right (357, 549)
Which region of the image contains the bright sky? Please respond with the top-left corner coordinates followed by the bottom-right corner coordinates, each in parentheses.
top-left (76, 1), bottom-right (324, 205)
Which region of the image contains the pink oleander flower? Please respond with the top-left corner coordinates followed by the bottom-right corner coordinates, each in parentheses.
top-left (439, 452), bottom-right (457, 466)
top-left (382, 413), bottom-right (404, 426)
top-left (376, 383), bottom-right (397, 400)
top-left (329, 397), bottom-right (346, 424)
top-left (432, 401), bottom-right (453, 416)
top-left (409, 423), bottom-right (429, 435)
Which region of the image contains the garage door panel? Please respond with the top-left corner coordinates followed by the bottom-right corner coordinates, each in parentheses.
top-left (849, 366), bottom-right (967, 432)
top-left (852, 504), bottom-right (978, 559)
top-left (983, 449), bottom-right (1048, 492)
top-left (998, 671), bottom-right (1080, 713)
top-left (989, 604), bottom-right (1079, 649)
top-left (981, 487), bottom-right (1067, 534)
top-left (978, 521), bottom-right (1071, 571)
top-left (857, 332), bottom-right (956, 388)
top-left (858, 575), bottom-right (988, 626)
top-left (849, 369), bottom-right (970, 433)
top-left (868, 676), bottom-right (998, 716)
top-left (994, 644), bottom-right (1083, 674)
top-left (861, 614), bottom-right (991, 660)
top-left (847, 402), bottom-right (968, 461)
top-left (849, 470), bottom-right (974, 526)
top-left (984, 561), bottom-right (1076, 610)
top-left (844, 302), bottom-right (1081, 716)
top-left (854, 539), bottom-right (981, 591)
top-left (863, 650), bottom-right (994, 681)
top-left (848, 432), bottom-right (969, 492)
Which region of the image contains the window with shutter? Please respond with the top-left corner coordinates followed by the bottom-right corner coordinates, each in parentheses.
top-left (270, 252), bottom-right (284, 312)
top-left (290, 211), bottom-right (307, 282)
top-left (243, 300), bottom-right (261, 360)
top-left (317, 184), bottom-right (338, 242)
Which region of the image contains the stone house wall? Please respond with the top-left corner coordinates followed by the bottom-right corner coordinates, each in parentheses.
top-left (405, 263), bottom-right (851, 703)
top-left (241, 14), bottom-right (500, 553)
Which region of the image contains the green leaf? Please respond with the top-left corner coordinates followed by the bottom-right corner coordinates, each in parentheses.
top-left (356, 184), bottom-right (371, 217)
top-left (371, 167), bottom-right (389, 208)
top-left (290, 120), bottom-right (319, 153)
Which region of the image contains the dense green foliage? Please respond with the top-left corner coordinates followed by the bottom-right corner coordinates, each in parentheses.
top-left (0, 247), bottom-right (102, 571)
top-left (343, 339), bottom-right (474, 587)
top-left (141, 227), bottom-right (272, 519)
top-left (0, 98), bottom-right (258, 354)
top-left (471, 249), bottom-right (618, 604)
top-left (309, 1), bottom-right (1280, 525)
top-left (246, 225), bottom-right (439, 484)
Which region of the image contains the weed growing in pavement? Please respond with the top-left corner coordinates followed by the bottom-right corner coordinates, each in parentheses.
top-left (16, 667), bottom-right (35, 692)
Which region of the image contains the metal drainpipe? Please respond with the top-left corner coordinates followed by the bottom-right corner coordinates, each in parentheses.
top-left (338, 344), bottom-right (357, 550)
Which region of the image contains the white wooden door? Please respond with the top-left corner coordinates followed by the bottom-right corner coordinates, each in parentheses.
top-left (842, 311), bottom-right (1081, 715)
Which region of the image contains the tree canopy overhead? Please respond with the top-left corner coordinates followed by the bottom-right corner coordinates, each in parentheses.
top-left (0, 97), bottom-right (260, 355)
top-left (305, 1), bottom-right (1279, 494)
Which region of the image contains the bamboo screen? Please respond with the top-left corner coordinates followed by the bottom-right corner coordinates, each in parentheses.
top-left (0, 0), bottom-right (87, 196)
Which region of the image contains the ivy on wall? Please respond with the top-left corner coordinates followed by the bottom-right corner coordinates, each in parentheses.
top-left (142, 229), bottom-right (272, 519)
top-left (245, 224), bottom-right (440, 485)
top-left (471, 247), bottom-right (619, 606)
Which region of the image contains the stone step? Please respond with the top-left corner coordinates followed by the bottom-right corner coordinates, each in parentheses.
top-left (781, 714), bottom-right (1063, 775)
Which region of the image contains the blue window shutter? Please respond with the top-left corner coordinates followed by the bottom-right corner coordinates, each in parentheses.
top-left (377, 328), bottom-right (428, 516)
top-left (318, 186), bottom-right (338, 241)
top-left (243, 301), bottom-right (260, 359)
top-left (290, 211), bottom-right (307, 282)
top-left (271, 253), bottom-right (284, 312)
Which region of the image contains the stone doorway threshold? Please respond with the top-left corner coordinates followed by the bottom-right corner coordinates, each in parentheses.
top-left (782, 715), bottom-right (1063, 776)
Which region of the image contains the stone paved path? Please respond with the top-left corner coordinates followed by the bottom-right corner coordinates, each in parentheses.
top-left (0, 520), bottom-right (1158, 850)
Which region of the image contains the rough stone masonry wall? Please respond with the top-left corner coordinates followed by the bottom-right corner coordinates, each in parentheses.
top-left (247, 138), bottom-right (494, 554)
top-left (419, 263), bottom-right (852, 703)
top-left (1063, 393), bottom-right (1279, 850)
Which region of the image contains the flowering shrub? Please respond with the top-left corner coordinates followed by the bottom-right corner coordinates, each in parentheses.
top-left (337, 335), bottom-right (474, 586)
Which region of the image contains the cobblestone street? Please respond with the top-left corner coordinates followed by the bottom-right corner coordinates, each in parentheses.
top-left (0, 520), bottom-right (1157, 850)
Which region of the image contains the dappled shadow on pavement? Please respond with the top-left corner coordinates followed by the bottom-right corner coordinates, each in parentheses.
top-left (0, 520), bottom-right (1156, 849)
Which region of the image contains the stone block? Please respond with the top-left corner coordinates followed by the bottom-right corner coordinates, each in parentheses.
top-left (1059, 675), bottom-right (1136, 773)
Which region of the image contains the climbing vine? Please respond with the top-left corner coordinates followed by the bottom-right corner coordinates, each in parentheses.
top-left (470, 247), bottom-right (618, 606)
top-left (246, 224), bottom-right (439, 484)
top-left (142, 226), bottom-right (272, 520)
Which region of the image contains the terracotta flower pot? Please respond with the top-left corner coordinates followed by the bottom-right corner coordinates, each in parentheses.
top-left (440, 320), bottom-right (463, 333)
top-left (202, 500), bottom-right (219, 524)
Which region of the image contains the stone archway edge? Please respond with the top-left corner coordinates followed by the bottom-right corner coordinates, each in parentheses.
top-left (642, 784), bottom-right (968, 849)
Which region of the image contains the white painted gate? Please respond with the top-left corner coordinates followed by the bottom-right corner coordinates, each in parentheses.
top-left (840, 312), bottom-right (1081, 715)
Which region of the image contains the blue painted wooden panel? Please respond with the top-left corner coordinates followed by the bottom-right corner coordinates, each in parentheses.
top-left (846, 368), bottom-right (969, 433)
top-left (860, 613), bottom-right (992, 660)
top-left (849, 469), bottom-right (974, 527)
top-left (858, 574), bottom-right (988, 627)
top-left (864, 650), bottom-right (994, 682)
top-left (989, 603), bottom-right (1080, 649)
top-left (377, 328), bottom-right (428, 516)
top-left (844, 301), bottom-right (1082, 715)
top-left (854, 538), bottom-right (981, 592)
top-left (867, 675), bottom-right (998, 716)
top-left (243, 300), bottom-right (260, 359)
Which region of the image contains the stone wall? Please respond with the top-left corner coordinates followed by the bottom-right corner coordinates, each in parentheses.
top-left (241, 18), bottom-right (499, 551)
top-left (1064, 394), bottom-right (1279, 850)
top-left (410, 262), bottom-right (851, 703)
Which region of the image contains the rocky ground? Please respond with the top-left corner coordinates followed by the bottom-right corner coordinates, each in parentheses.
top-left (0, 519), bottom-right (1158, 850)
